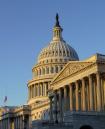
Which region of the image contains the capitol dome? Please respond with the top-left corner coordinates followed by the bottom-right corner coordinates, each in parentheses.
top-left (38, 14), bottom-right (79, 64)
top-left (28, 14), bottom-right (79, 107)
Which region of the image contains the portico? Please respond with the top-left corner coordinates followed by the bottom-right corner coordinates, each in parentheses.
top-left (49, 55), bottom-right (105, 122)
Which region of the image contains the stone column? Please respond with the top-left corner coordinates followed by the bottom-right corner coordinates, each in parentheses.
top-left (49, 97), bottom-right (53, 121)
top-left (28, 87), bottom-right (30, 100)
top-left (31, 86), bottom-right (32, 99)
top-left (43, 83), bottom-right (45, 96)
top-left (93, 79), bottom-right (97, 111)
top-left (29, 86), bottom-right (31, 99)
top-left (19, 117), bottom-right (20, 129)
top-left (40, 83), bottom-right (43, 96)
top-left (58, 66), bottom-right (60, 72)
top-left (0, 121), bottom-right (1, 129)
top-left (58, 89), bottom-right (63, 122)
top-left (16, 117), bottom-right (18, 129)
top-left (22, 116), bottom-right (25, 129)
top-left (14, 118), bottom-right (16, 129)
top-left (69, 84), bottom-right (73, 111)
top-left (20, 116), bottom-right (22, 129)
top-left (82, 78), bottom-right (86, 111)
top-left (103, 78), bottom-right (105, 111)
top-left (75, 81), bottom-right (79, 111)
top-left (5, 119), bottom-right (7, 129)
top-left (5, 119), bottom-right (6, 129)
top-left (35, 84), bottom-right (36, 97)
top-left (17, 117), bottom-right (19, 129)
top-left (89, 74), bottom-right (94, 111)
top-left (42, 83), bottom-right (43, 96)
top-left (2, 120), bottom-right (4, 128)
top-left (34, 84), bottom-right (35, 97)
top-left (54, 91), bottom-right (58, 123)
top-left (64, 86), bottom-right (67, 111)
top-left (45, 82), bottom-right (48, 96)
top-left (44, 83), bottom-right (46, 96)
top-left (101, 78), bottom-right (105, 111)
top-left (7, 118), bottom-right (10, 129)
top-left (3, 120), bottom-right (4, 129)
top-left (36, 84), bottom-right (38, 96)
top-left (6, 119), bottom-right (7, 129)
top-left (0, 120), bottom-right (2, 129)
top-left (38, 83), bottom-right (40, 96)
top-left (7, 119), bottom-right (8, 129)
top-left (96, 72), bottom-right (102, 111)
top-left (41, 84), bottom-right (42, 96)
top-left (32, 85), bottom-right (34, 98)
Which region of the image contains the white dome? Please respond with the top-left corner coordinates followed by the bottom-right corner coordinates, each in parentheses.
top-left (38, 14), bottom-right (79, 64)
top-left (38, 40), bottom-right (79, 63)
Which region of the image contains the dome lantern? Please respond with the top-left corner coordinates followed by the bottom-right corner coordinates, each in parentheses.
top-left (53, 13), bottom-right (63, 41)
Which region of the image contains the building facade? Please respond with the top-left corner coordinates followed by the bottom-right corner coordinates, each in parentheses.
top-left (0, 14), bottom-right (105, 129)
top-left (27, 13), bottom-right (79, 123)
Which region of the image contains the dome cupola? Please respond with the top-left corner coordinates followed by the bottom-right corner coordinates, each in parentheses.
top-left (38, 14), bottom-right (79, 64)
top-left (53, 13), bottom-right (63, 41)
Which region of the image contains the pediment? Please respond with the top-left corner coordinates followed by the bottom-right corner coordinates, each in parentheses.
top-left (51, 61), bottom-right (94, 84)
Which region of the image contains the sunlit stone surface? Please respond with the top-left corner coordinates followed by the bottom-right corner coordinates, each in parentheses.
top-left (0, 14), bottom-right (105, 129)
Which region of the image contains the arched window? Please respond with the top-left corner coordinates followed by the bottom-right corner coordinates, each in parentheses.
top-left (42, 68), bottom-right (45, 74)
top-left (55, 51), bottom-right (58, 56)
top-left (60, 66), bottom-right (63, 70)
top-left (55, 59), bottom-right (57, 62)
top-left (63, 51), bottom-right (66, 56)
top-left (39, 85), bottom-right (41, 96)
top-left (52, 51), bottom-right (54, 55)
top-left (51, 67), bottom-right (54, 73)
top-left (36, 70), bottom-right (38, 76)
top-left (64, 59), bottom-right (67, 62)
top-left (46, 67), bottom-right (49, 74)
top-left (60, 59), bottom-right (62, 62)
top-left (32, 85), bottom-right (34, 98)
top-left (67, 51), bottom-right (69, 57)
top-left (55, 66), bottom-right (58, 73)
top-left (51, 59), bottom-right (53, 62)
top-left (46, 60), bottom-right (48, 63)
top-left (60, 51), bottom-right (62, 56)
top-left (39, 69), bottom-right (41, 75)
top-left (34, 70), bottom-right (37, 77)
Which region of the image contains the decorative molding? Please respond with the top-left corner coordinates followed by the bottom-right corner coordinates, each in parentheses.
top-left (51, 62), bottom-right (94, 84)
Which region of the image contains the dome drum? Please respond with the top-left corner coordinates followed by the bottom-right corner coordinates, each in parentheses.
top-left (32, 63), bottom-right (64, 78)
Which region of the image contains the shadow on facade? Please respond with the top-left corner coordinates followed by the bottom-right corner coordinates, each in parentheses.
top-left (80, 125), bottom-right (93, 129)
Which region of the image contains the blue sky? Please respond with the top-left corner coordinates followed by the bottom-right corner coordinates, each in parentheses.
top-left (0, 0), bottom-right (105, 106)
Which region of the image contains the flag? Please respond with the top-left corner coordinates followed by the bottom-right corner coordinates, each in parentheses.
top-left (4, 96), bottom-right (7, 103)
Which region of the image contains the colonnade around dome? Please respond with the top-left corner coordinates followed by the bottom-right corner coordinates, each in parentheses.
top-left (32, 64), bottom-right (64, 77)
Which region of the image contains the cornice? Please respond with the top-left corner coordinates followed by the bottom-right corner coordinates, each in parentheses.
top-left (27, 74), bottom-right (55, 85)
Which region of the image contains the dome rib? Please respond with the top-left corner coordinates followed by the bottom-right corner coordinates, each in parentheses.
top-left (38, 39), bottom-right (79, 63)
